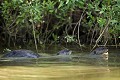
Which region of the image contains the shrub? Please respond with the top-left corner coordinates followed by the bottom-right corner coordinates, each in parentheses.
top-left (0, 0), bottom-right (119, 47)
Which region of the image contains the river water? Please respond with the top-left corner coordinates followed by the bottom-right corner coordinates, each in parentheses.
top-left (0, 46), bottom-right (120, 80)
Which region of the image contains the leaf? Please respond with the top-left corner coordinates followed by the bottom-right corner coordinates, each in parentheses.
top-left (88, 3), bottom-right (94, 9)
top-left (66, 0), bottom-right (69, 4)
top-left (110, 20), bottom-right (118, 25)
top-left (97, 18), bottom-right (106, 27)
top-left (29, 19), bottom-right (33, 22)
top-left (49, 10), bottom-right (54, 13)
top-left (58, 1), bottom-right (64, 8)
top-left (99, 11), bottom-right (104, 14)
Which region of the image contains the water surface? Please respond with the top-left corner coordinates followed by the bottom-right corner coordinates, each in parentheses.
top-left (0, 63), bottom-right (119, 80)
top-left (0, 46), bottom-right (120, 80)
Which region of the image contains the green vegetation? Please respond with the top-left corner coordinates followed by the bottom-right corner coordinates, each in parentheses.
top-left (0, 0), bottom-right (120, 48)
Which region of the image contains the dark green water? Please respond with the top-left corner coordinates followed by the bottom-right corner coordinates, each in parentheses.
top-left (0, 46), bottom-right (120, 80)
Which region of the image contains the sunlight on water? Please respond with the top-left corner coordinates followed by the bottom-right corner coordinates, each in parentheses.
top-left (0, 63), bottom-right (119, 80)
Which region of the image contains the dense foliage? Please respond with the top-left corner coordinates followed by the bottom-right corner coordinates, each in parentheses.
top-left (0, 0), bottom-right (120, 47)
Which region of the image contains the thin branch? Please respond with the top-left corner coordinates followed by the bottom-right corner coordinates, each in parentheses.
top-left (92, 18), bottom-right (111, 50)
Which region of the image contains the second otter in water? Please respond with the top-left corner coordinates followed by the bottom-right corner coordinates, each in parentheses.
top-left (89, 47), bottom-right (108, 60)
top-left (1, 47), bottom-right (108, 61)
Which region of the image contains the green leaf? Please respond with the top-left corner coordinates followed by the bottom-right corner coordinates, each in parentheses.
top-left (66, 0), bottom-right (69, 4)
top-left (97, 18), bottom-right (106, 27)
top-left (29, 19), bottom-right (33, 22)
top-left (110, 20), bottom-right (118, 25)
top-left (58, 1), bottom-right (64, 8)
top-left (88, 3), bottom-right (94, 9)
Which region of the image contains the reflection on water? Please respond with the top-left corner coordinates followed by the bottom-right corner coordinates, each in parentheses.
top-left (0, 57), bottom-right (119, 80)
top-left (0, 64), bottom-right (119, 80)
top-left (0, 47), bottom-right (120, 80)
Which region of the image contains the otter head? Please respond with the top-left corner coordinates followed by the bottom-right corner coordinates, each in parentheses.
top-left (89, 47), bottom-right (108, 60)
top-left (57, 49), bottom-right (72, 55)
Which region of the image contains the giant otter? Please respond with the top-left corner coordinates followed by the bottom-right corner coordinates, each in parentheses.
top-left (89, 47), bottom-right (108, 60)
top-left (1, 50), bottom-right (40, 58)
top-left (55, 49), bottom-right (72, 61)
top-left (57, 49), bottom-right (72, 55)
top-left (0, 47), bottom-right (108, 61)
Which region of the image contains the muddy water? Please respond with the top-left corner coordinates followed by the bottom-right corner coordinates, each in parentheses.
top-left (0, 63), bottom-right (119, 80)
top-left (0, 47), bottom-right (119, 80)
